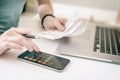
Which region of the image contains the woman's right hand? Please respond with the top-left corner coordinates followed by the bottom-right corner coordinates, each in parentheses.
top-left (0, 28), bottom-right (40, 55)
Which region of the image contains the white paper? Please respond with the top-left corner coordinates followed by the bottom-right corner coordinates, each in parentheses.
top-left (37, 14), bottom-right (88, 40)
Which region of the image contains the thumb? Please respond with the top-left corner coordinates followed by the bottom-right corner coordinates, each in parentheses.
top-left (16, 28), bottom-right (31, 34)
top-left (54, 21), bottom-right (65, 31)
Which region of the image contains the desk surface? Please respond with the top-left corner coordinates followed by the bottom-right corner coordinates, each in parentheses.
top-left (0, 3), bottom-right (120, 80)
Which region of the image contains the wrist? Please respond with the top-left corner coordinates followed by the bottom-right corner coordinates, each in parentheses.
top-left (41, 14), bottom-right (55, 29)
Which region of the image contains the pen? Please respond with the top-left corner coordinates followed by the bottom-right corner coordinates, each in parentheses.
top-left (22, 34), bottom-right (40, 39)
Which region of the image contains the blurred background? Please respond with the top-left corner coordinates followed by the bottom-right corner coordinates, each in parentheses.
top-left (51, 0), bottom-right (120, 11)
top-left (23, 0), bottom-right (120, 25)
top-left (25, 0), bottom-right (120, 12)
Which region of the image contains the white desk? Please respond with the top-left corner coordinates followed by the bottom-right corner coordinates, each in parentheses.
top-left (0, 3), bottom-right (120, 80)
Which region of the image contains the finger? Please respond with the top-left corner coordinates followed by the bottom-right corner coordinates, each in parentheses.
top-left (16, 28), bottom-right (31, 35)
top-left (58, 18), bottom-right (67, 25)
top-left (4, 33), bottom-right (38, 52)
top-left (54, 21), bottom-right (65, 31)
top-left (21, 38), bottom-right (34, 52)
top-left (59, 18), bottom-right (67, 26)
top-left (29, 40), bottom-right (40, 52)
top-left (5, 42), bottom-right (23, 50)
top-left (26, 39), bottom-right (40, 52)
top-left (11, 35), bottom-right (33, 52)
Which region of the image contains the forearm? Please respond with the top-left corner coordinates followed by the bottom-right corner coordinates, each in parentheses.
top-left (37, 0), bottom-right (53, 19)
top-left (37, 0), bottom-right (66, 31)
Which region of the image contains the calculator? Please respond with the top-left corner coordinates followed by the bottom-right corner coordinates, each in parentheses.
top-left (18, 50), bottom-right (70, 72)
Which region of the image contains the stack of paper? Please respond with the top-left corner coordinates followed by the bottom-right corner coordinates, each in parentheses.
top-left (37, 15), bottom-right (88, 40)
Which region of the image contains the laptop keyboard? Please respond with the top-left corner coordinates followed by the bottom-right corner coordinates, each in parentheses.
top-left (93, 26), bottom-right (120, 55)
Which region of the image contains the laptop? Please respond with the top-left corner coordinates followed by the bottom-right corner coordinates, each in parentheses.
top-left (57, 22), bottom-right (120, 64)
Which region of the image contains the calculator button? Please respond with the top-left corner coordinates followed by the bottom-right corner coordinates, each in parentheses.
top-left (42, 61), bottom-right (46, 65)
top-left (24, 56), bottom-right (29, 59)
top-left (28, 57), bottom-right (33, 60)
top-left (33, 59), bottom-right (38, 62)
top-left (44, 59), bottom-right (49, 62)
top-left (37, 60), bottom-right (42, 63)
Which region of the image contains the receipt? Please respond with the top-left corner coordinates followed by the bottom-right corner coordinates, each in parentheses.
top-left (37, 15), bottom-right (88, 40)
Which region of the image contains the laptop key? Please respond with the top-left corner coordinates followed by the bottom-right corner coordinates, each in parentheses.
top-left (94, 27), bottom-right (100, 52)
top-left (100, 27), bottom-right (105, 53)
top-left (93, 26), bottom-right (120, 56)
top-left (114, 30), bottom-right (120, 55)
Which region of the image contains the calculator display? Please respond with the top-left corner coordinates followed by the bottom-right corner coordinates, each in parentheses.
top-left (18, 51), bottom-right (70, 71)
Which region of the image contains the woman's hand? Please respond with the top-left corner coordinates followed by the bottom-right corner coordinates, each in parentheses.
top-left (43, 16), bottom-right (67, 31)
top-left (0, 28), bottom-right (39, 55)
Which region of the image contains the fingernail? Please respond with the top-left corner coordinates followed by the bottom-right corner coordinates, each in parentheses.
top-left (36, 48), bottom-right (40, 52)
top-left (29, 49), bottom-right (33, 52)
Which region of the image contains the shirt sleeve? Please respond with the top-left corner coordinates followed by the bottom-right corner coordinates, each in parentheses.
top-left (0, 25), bottom-right (8, 35)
